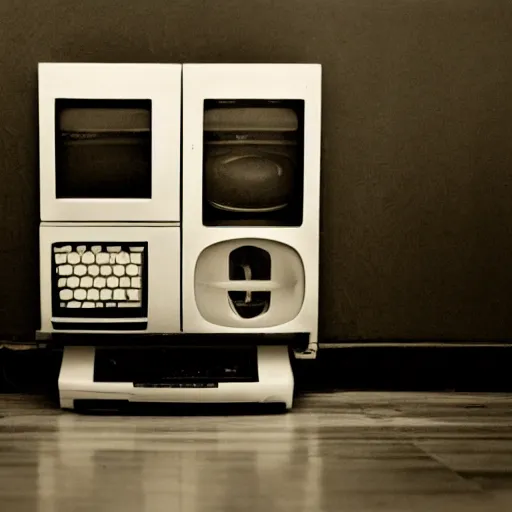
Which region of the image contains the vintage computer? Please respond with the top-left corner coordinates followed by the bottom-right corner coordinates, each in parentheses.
top-left (37, 62), bottom-right (322, 411)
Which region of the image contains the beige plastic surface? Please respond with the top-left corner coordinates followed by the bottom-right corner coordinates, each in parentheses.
top-left (195, 239), bottom-right (305, 328)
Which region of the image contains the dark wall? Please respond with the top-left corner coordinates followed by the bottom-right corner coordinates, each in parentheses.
top-left (1, 0), bottom-right (512, 342)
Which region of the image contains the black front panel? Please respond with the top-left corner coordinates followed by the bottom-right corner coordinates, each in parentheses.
top-left (93, 346), bottom-right (259, 385)
top-left (51, 242), bottom-right (148, 319)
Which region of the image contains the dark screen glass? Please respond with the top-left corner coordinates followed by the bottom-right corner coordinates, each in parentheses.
top-left (202, 99), bottom-right (305, 227)
top-left (55, 99), bottom-right (152, 199)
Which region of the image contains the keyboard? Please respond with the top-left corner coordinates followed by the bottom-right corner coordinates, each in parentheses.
top-left (52, 242), bottom-right (148, 319)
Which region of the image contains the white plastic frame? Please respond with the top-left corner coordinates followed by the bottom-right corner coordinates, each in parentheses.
top-left (38, 63), bottom-right (182, 222)
top-left (181, 64), bottom-right (322, 357)
top-left (40, 223), bottom-right (181, 334)
top-left (58, 345), bottom-right (294, 410)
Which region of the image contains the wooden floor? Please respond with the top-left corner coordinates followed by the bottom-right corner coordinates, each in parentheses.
top-left (0, 392), bottom-right (511, 511)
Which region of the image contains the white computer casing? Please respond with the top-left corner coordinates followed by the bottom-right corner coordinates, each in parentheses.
top-left (37, 63), bottom-right (322, 411)
top-left (40, 223), bottom-right (181, 334)
top-left (38, 63), bottom-right (182, 223)
top-left (182, 64), bottom-right (322, 358)
top-left (58, 345), bottom-right (294, 410)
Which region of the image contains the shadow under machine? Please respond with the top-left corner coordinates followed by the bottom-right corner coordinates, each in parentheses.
top-left (37, 63), bottom-right (322, 411)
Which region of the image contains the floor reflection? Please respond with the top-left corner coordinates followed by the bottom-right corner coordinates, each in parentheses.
top-left (33, 412), bottom-right (322, 512)
top-left (0, 393), bottom-right (511, 512)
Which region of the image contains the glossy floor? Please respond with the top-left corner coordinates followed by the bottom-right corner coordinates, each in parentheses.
top-left (0, 392), bottom-right (511, 511)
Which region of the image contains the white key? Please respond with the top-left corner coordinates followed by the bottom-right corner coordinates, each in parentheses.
top-left (100, 289), bottom-right (112, 301)
top-left (76, 245), bottom-right (87, 254)
top-left (107, 246), bottom-right (121, 253)
top-left (68, 252), bottom-right (80, 265)
top-left (55, 253), bottom-right (67, 265)
top-left (60, 302), bottom-right (66, 308)
top-left (107, 276), bottom-right (119, 288)
top-left (116, 252), bottom-right (131, 265)
top-left (54, 245), bottom-right (72, 253)
top-left (59, 289), bottom-right (73, 301)
top-left (113, 289), bottom-right (126, 301)
top-left (74, 265), bottom-right (87, 276)
top-left (94, 276), bottom-right (106, 288)
top-left (131, 277), bottom-right (142, 288)
top-left (109, 253), bottom-right (117, 264)
top-left (87, 289), bottom-right (100, 301)
top-left (82, 252), bottom-right (95, 264)
top-left (130, 253), bottom-right (142, 265)
top-left (91, 245), bottom-right (102, 254)
top-left (57, 278), bottom-right (67, 288)
top-left (113, 265), bottom-right (125, 277)
top-left (126, 264), bottom-right (138, 276)
top-left (100, 265), bottom-right (112, 276)
top-left (67, 301), bottom-right (81, 308)
top-left (106, 302), bottom-right (116, 307)
top-left (129, 247), bottom-right (144, 252)
top-left (118, 302), bottom-right (142, 308)
top-left (67, 276), bottom-right (80, 289)
top-left (58, 265), bottom-right (72, 276)
top-left (96, 253), bottom-right (109, 265)
top-left (88, 265), bottom-right (99, 276)
top-left (80, 276), bottom-right (93, 288)
top-left (96, 302), bottom-right (104, 308)
top-left (74, 289), bottom-right (87, 301)
top-left (127, 289), bottom-right (140, 301)
top-left (120, 277), bottom-right (130, 288)
top-left (82, 302), bottom-right (95, 308)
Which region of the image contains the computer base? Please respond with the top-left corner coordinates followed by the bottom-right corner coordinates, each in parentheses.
top-left (58, 345), bottom-right (294, 411)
